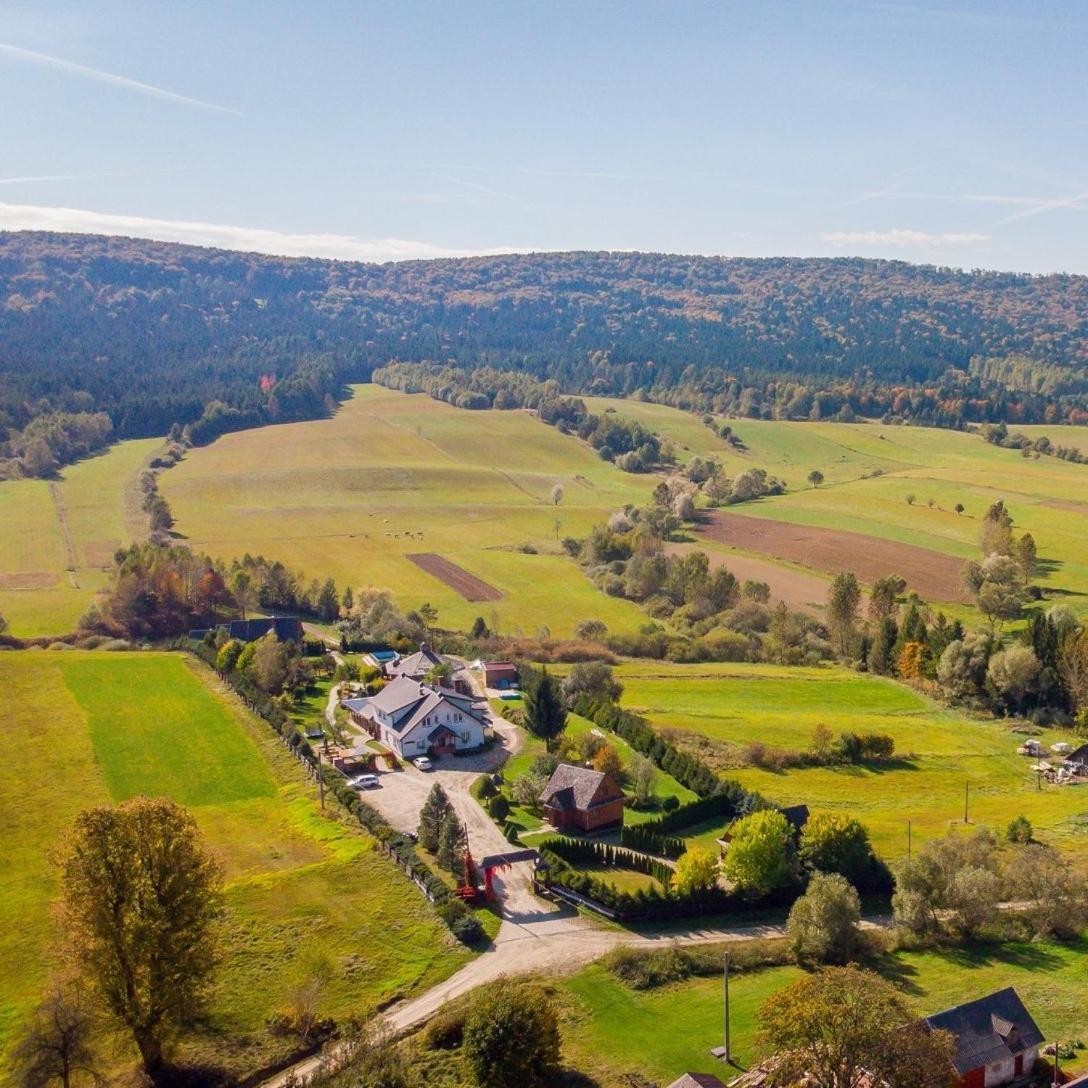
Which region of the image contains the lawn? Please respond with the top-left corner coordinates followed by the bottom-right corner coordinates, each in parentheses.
top-left (558, 938), bottom-right (1088, 1086)
top-left (613, 661), bottom-right (1088, 860)
top-left (0, 651), bottom-right (470, 1079)
top-left (159, 384), bottom-right (653, 637)
top-left (584, 397), bottom-right (1088, 619)
top-left (0, 437), bottom-right (161, 636)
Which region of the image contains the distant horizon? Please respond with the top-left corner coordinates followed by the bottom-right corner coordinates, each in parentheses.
top-left (2, 3), bottom-right (1086, 274)
top-left (3, 222), bottom-right (1082, 279)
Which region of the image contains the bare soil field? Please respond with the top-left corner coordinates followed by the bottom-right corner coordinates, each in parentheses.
top-left (406, 553), bottom-right (503, 601)
top-left (664, 541), bottom-right (829, 615)
top-left (0, 571), bottom-right (58, 590)
top-left (699, 510), bottom-right (970, 603)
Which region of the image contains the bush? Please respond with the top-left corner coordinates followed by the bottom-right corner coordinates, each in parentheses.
top-left (661, 795), bottom-right (680, 812)
top-left (423, 1004), bottom-right (468, 1049)
top-left (462, 981), bottom-right (560, 1088)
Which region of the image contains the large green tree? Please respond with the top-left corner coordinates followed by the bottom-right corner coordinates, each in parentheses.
top-left (59, 797), bottom-right (224, 1076)
top-left (786, 872), bottom-right (861, 964)
top-left (418, 783), bottom-right (454, 854)
top-left (826, 572), bottom-right (861, 659)
top-left (723, 809), bottom-right (792, 895)
top-left (462, 981), bottom-right (560, 1088)
top-left (757, 966), bottom-right (956, 1088)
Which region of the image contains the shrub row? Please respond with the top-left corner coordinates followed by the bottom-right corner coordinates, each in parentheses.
top-left (188, 644), bottom-right (483, 945)
top-left (570, 694), bottom-right (754, 805)
top-left (621, 823), bottom-right (687, 859)
top-left (538, 836), bottom-right (674, 887)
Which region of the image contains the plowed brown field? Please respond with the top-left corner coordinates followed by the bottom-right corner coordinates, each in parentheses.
top-left (699, 511), bottom-right (969, 603)
top-left (406, 553), bottom-right (503, 601)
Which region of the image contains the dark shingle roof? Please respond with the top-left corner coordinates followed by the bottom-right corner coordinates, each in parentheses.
top-left (227, 616), bottom-right (304, 643)
top-left (924, 988), bottom-right (1044, 1075)
top-left (539, 763), bottom-right (619, 811)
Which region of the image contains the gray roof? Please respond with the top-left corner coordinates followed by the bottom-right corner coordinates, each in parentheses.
top-left (924, 988), bottom-right (1043, 1075)
top-left (344, 675), bottom-right (485, 737)
top-left (669, 1076), bottom-right (727, 1088)
top-left (539, 763), bottom-right (619, 811)
top-left (388, 642), bottom-right (442, 677)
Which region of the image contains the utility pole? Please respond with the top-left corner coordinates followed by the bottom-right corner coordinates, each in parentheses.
top-left (710, 951), bottom-right (732, 1063)
top-left (317, 751), bottom-right (325, 811)
top-left (964, 780), bottom-right (969, 824)
top-left (907, 819), bottom-right (912, 859)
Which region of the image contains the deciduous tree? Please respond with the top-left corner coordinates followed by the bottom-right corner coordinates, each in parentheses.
top-left (59, 798), bottom-right (223, 1075)
top-left (12, 983), bottom-right (101, 1088)
top-left (757, 966), bottom-right (956, 1088)
top-left (722, 809), bottom-right (792, 895)
top-left (672, 847), bottom-right (719, 894)
top-left (462, 981), bottom-right (560, 1088)
top-left (786, 872), bottom-right (861, 964)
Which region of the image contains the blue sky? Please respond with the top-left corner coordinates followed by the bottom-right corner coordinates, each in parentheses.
top-left (1, 1), bottom-right (1086, 271)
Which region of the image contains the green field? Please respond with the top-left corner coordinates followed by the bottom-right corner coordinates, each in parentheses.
top-left (585, 397), bottom-right (1088, 618)
top-left (612, 661), bottom-right (1088, 859)
top-left (559, 938), bottom-right (1088, 1085)
top-left (159, 384), bottom-right (652, 637)
top-left (0, 438), bottom-right (160, 636)
top-left (0, 651), bottom-right (467, 1078)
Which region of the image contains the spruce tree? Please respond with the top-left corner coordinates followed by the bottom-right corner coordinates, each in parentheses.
top-left (523, 667), bottom-right (568, 750)
top-left (437, 811), bottom-right (467, 874)
top-left (418, 783), bottom-right (453, 853)
top-left (317, 578), bottom-right (339, 621)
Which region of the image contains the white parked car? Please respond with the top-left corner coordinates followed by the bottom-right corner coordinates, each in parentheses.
top-left (350, 773), bottom-right (380, 789)
top-left (412, 756), bottom-right (433, 771)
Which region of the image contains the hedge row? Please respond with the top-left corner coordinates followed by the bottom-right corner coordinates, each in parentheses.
top-left (570, 694), bottom-right (754, 805)
top-left (620, 824), bottom-right (687, 859)
top-left (188, 643), bottom-right (484, 944)
top-left (539, 836), bottom-right (674, 887)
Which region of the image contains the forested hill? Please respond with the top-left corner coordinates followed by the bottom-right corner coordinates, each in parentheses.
top-left (3, 231), bottom-right (1088, 458)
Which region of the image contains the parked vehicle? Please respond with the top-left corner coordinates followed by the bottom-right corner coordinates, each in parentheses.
top-left (304, 725), bottom-right (325, 740)
top-left (412, 756), bottom-right (433, 771)
top-left (350, 773), bottom-right (380, 789)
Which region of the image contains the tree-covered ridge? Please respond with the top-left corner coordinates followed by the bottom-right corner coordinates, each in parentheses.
top-left (3, 232), bottom-right (1088, 452)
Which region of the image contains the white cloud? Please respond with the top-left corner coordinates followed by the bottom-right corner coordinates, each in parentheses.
top-left (0, 40), bottom-right (240, 114)
top-left (0, 202), bottom-right (532, 263)
top-left (821, 228), bottom-right (990, 248)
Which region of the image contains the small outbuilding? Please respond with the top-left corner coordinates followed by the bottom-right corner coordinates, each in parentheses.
top-left (668, 1075), bottom-right (727, 1088)
top-left (539, 763), bottom-right (625, 832)
top-left (483, 660), bottom-right (519, 689)
top-left (923, 987), bottom-right (1044, 1088)
top-left (386, 642), bottom-right (444, 681)
top-left (1064, 743), bottom-right (1088, 775)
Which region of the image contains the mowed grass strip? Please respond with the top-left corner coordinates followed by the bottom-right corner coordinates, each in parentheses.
top-left (559, 938), bottom-right (1088, 1086)
top-left (59, 654), bottom-right (275, 806)
top-left (613, 661), bottom-right (1088, 859)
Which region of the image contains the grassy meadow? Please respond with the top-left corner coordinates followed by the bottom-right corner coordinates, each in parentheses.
top-left (0, 438), bottom-right (160, 636)
top-left (585, 397), bottom-right (1088, 619)
top-left (160, 384), bottom-right (652, 637)
top-left (612, 661), bottom-right (1088, 860)
top-left (0, 651), bottom-right (468, 1078)
top-left (559, 938), bottom-right (1088, 1085)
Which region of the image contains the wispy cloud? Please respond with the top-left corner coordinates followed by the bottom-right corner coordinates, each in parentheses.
top-left (0, 168), bottom-right (188, 186)
top-left (0, 202), bottom-right (531, 263)
top-left (992, 188), bottom-right (1088, 228)
top-left (0, 41), bottom-right (240, 114)
top-left (822, 228), bottom-right (989, 248)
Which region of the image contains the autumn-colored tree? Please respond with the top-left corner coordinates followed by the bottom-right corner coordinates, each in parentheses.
top-left (897, 640), bottom-right (925, 679)
top-left (591, 744), bottom-right (623, 780)
top-left (757, 966), bottom-right (956, 1088)
top-left (672, 847), bottom-right (719, 894)
top-left (59, 797), bottom-right (223, 1075)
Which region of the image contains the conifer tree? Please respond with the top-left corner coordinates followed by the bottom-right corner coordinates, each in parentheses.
top-left (418, 783), bottom-right (453, 853)
top-left (437, 811), bottom-right (467, 874)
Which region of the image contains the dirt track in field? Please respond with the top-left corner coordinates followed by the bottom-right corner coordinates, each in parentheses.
top-left (406, 553), bottom-right (503, 601)
top-left (698, 510), bottom-right (970, 603)
top-left (0, 571), bottom-right (58, 590)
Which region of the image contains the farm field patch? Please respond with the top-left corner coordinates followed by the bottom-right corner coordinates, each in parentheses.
top-left (406, 552), bottom-right (503, 601)
top-left (612, 661), bottom-right (1088, 860)
top-left (0, 651), bottom-right (467, 1078)
top-left (160, 384), bottom-right (652, 636)
top-left (0, 438), bottom-right (160, 636)
top-left (559, 938), bottom-right (1088, 1086)
top-left (584, 397), bottom-right (1088, 617)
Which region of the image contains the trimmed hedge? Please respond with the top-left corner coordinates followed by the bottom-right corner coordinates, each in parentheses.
top-left (189, 642), bottom-right (484, 944)
top-left (539, 837), bottom-right (673, 887)
top-left (621, 823), bottom-right (687, 859)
